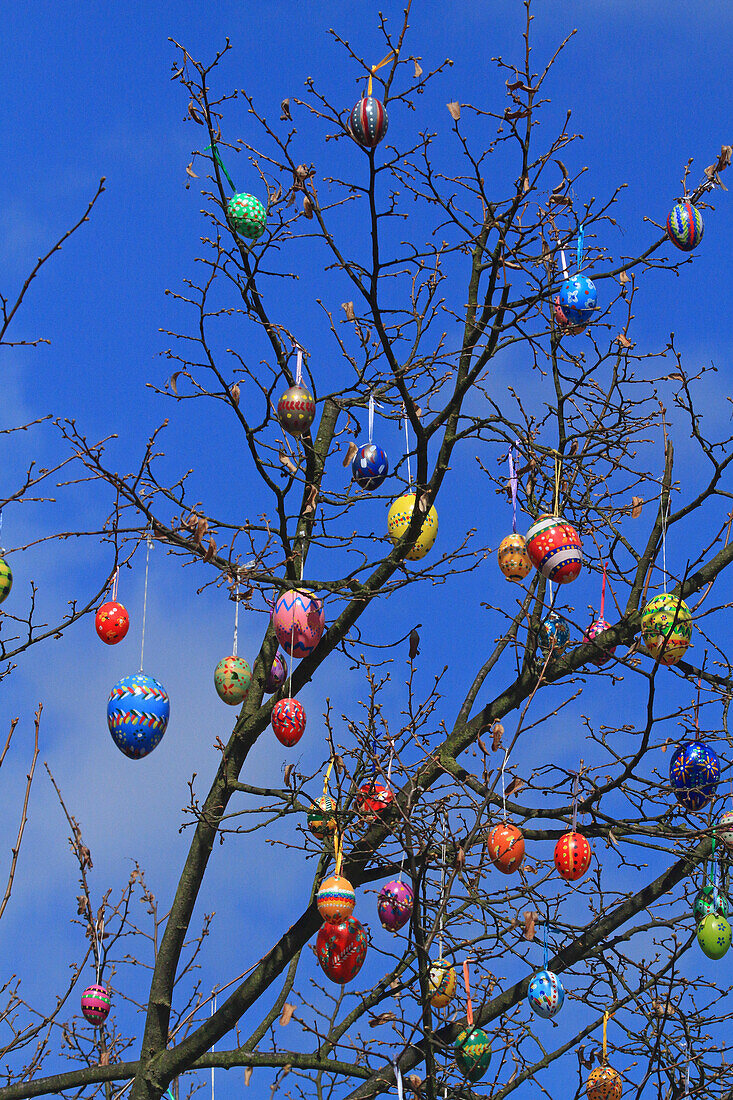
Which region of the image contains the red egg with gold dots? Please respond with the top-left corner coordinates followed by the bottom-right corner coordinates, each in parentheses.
top-left (271, 698), bottom-right (306, 747)
top-left (554, 831), bottom-right (592, 882)
top-left (95, 601), bottom-right (129, 645)
top-left (488, 822), bottom-right (525, 874)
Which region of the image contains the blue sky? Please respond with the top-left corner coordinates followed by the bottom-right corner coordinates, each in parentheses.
top-left (1, 2), bottom-right (733, 1097)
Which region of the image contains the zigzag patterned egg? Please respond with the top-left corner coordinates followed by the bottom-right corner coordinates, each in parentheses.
top-left (81, 984), bottom-right (111, 1026)
top-left (526, 514), bottom-right (582, 584)
top-left (348, 96), bottom-right (389, 148)
top-left (667, 201), bottom-right (704, 251)
top-left (226, 193), bottom-right (266, 239)
top-left (528, 968), bottom-right (565, 1018)
top-left (107, 674), bottom-right (170, 759)
top-left (273, 589), bottom-right (325, 658)
top-left (559, 275), bottom-right (597, 326)
top-left (586, 1066), bottom-right (622, 1100)
top-left (641, 594), bottom-right (692, 667)
top-left (554, 831), bottom-right (592, 882)
top-left (316, 917), bottom-right (368, 983)
top-left (277, 384), bottom-right (315, 437)
top-left (352, 443), bottom-right (389, 490)
top-left (317, 874), bottom-right (355, 924)
top-left (271, 697), bottom-right (306, 746)
top-left (669, 740), bottom-right (719, 812)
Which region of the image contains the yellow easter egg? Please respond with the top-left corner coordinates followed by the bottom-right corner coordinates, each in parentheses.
top-left (387, 493), bottom-right (438, 561)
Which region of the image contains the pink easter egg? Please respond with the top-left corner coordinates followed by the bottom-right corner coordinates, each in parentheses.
top-left (272, 589), bottom-right (325, 659)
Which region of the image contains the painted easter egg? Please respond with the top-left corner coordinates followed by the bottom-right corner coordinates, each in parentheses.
top-left (308, 795), bottom-right (337, 840)
top-left (586, 1065), bottom-right (622, 1100)
top-left (214, 656), bottom-right (252, 705)
top-left (358, 781), bottom-right (395, 821)
top-left (226, 193), bottom-right (266, 239)
top-left (95, 601), bottom-right (129, 645)
top-left (718, 808), bottom-right (733, 850)
top-left (0, 558), bottom-right (13, 604)
top-left (537, 612), bottom-right (570, 663)
top-left (317, 874), bottom-right (356, 924)
top-left (667, 201), bottom-right (704, 251)
top-left (271, 697), bottom-right (306, 746)
top-left (697, 912), bottom-right (732, 960)
top-left (277, 383), bottom-right (316, 437)
top-left (694, 887), bottom-right (729, 924)
top-left (559, 275), bottom-right (597, 326)
top-left (81, 984), bottom-right (111, 1026)
top-left (498, 533), bottom-right (532, 582)
top-left (488, 822), bottom-right (525, 874)
top-left (553, 295), bottom-right (586, 335)
top-left (525, 514), bottom-right (582, 584)
top-left (528, 968), bottom-right (565, 1018)
top-left (641, 594), bottom-right (692, 667)
top-left (455, 1027), bottom-right (492, 1083)
top-left (315, 917), bottom-right (368, 983)
top-left (554, 831), bottom-right (592, 882)
top-left (107, 674), bottom-right (170, 760)
top-left (352, 443), bottom-right (389, 490)
top-left (377, 880), bottom-right (414, 932)
top-left (272, 589), bottom-right (325, 658)
top-left (265, 653), bottom-right (288, 693)
top-left (387, 492), bottom-right (438, 562)
top-left (348, 96), bottom-right (389, 148)
top-left (428, 961), bottom-right (457, 1008)
top-left (669, 740), bottom-right (719, 812)
top-left (583, 618), bottom-right (616, 666)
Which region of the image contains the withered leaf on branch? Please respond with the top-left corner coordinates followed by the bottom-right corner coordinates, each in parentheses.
top-left (341, 301), bottom-right (356, 322)
top-left (369, 1011), bottom-right (397, 1027)
top-left (334, 754), bottom-right (345, 774)
top-left (390, 979), bottom-right (401, 998)
top-left (492, 721), bottom-right (504, 751)
top-left (280, 98), bottom-right (292, 121)
top-left (666, 372), bottom-right (685, 382)
top-left (279, 449), bottom-right (297, 475)
top-left (409, 628), bottom-right (420, 659)
top-left (194, 517), bottom-right (208, 546)
top-left (447, 101), bottom-right (461, 121)
top-left (454, 845), bottom-right (465, 870)
top-left (554, 158), bottom-right (569, 180)
top-left (303, 483), bottom-right (319, 515)
top-left (619, 270), bottom-right (630, 285)
top-left (279, 1003), bottom-right (296, 1026)
top-left (413, 59), bottom-right (423, 79)
top-left (188, 99), bottom-right (206, 125)
top-left (203, 537), bottom-right (216, 564)
top-left (230, 383), bottom-right (240, 406)
top-left (616, 333), bottom-right (633, 349)
top-left (99, 1052), bottom-right (109, 1067)
top-left (505, 775), bottom-right (525, 797)
top-left (169, 372), bottom-right (182, 395)
top-left (405, 1075), bottom-right (423, 1094)
top-left (523, 910), bottom-right (538, 940)
top-left (631, 496), bottom-right (643, 518)
top-left (185, 163), bottom-right (198, 179)
top-left (244, 1068), bottom-right (252, 1086)
top-left (577, 1046), bottom-right (595, 1070)
top-left (283, 764), bottom-right (294, 787)
top-left (303, 195), bottom-right (314, 219)
top-left (342, 441), bottom-right (358, 468)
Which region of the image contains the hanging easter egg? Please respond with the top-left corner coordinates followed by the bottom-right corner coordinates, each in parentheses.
top-left (95, 601), bottom-right (129, 645)
top-left (315, 917), bottom-right (368, 983)
top-left (583, 618), bottom-right (616, 666)
top-left (272, 589), bottom-right (325, 658)
top-left (669, 740), bottom-right (719, 812)
top-left (559, 275), bottom-right (597, 327)
top-left (271, 697), bottom-right (307, 747)
top-left (352, 443), bottom-right (389, 490)
top-left (553, 295), bottom-right (586, 336)
top-left (554, 831), bottom-right (592, 882)
top-left (317, 873), bottom-right (356, 924)
top-left (455, 1027), bottom-right (492, 1083)
top-left (226, 193), bottom-right (266, 240)
top-left (718, 809), bottom-right (733, 850)
top-left (265, 653), bottom-right (287, 693)
top-left (387, 492), bottom-right (438, 562)
top-left (214, 656), bottom-right (252, 706)
top-left (377, 880), bottom-right (414, 932)
top-left (348, 96), bottom-right (389, 148)
top-left (308, 795), bottom-right (337, 840)
top-left (640, 594), bottom-right (692, 667)
top-left (525, 514), bottom-right (583, 584)
top-left (0, 557), bottom-right (13, 605)
top-left (666, 201), bottom-right (704, 252)
top-left (694, 886), bottom-right (729, 924)
top-left (586, 1065), bottom-right (622, 1100)
top-left (498, 534), bottom-right (532, 582)
top-left (697, 912), bottom-right (732, 960)
top-left (277, 383), bottom-right (316, 437)
top-left (428, 961), bottom-right (457, 1008)
top-left (358, 781), bottom-right (395, 821)
top-left (537, 612), bottom-right (570, 664)
top-left (488, 822), bottom-right (525, 874)
top-left (528, 968), bottom-right (565, 1018)
top-left (107, 674), bottom-right (170, 760)
top-left (81, 984), bottom-right (111, 1026)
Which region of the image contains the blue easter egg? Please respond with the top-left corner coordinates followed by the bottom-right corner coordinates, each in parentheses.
top-left (348, 97), bottom-right (389, 148)
top-left (669, 740), bottom-right (719, 812)
top-left (559, 275), bottom-right (597, 326)
top-left (107, 674), bottom-right (170, 760)
top-left (352, 443), bottom-right (389, 490)
top-left (528, 968), bottom-right (565, 1018)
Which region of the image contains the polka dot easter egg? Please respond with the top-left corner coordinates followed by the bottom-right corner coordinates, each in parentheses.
top-left (586, 1066), bottom-right (622, 1100)
top-left (95, 601), bottom-right (129, 645)
top-left (528, 968), bottom-right (565, 1018)
top-left (348, 96), bottom-right (389, 148)
top-left (583, 617), bottom-right (616, 666)
top-left (554, 831), bottom-right (592, 882)
top-left (226, 193), bottom-right (266, 239)
top-left (377, 880), bottom-right (414, 932)
top-left (277, 384), bottom-right (315, 437)
top-left (525, 514), bottom-right (582, 584)
top-left (387, 492), bottom-right (438, 561)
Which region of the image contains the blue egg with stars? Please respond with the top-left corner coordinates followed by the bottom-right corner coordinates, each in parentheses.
top-left (669, 740), bottom-right (720, 812)
top-left (352, 443), bottom-right (389, 491)
top-left (107, 674), bottom-right (170, 760)
top-left (559, 275), bottom-right (597, 326)
top-left (528, 969), bottom-right (565, 1018)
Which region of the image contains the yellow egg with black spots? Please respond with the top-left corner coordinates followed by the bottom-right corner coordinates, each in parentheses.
top-left (387, 493), bottom-right (438, 562)
top-left (0, 558), bottom-right (12, 605)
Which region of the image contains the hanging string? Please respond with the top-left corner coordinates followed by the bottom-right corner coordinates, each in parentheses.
top-left (288, 619), bottom-right (295, 699)
top-left (334, 830), bottom-right (343, 876)
top-left (387, 739), bottom-right (394, 784)
top-left (600, 561), bottom-right (607, 620)
top-left (559, 249), bottom-right (569, 282)
top-left (0, 510), bottom-right (4, 554)
top-left (576, 223), bottom-right (585, 272)
top-left (372, 733), bottom-right (378, 777)
top-left (322, 758), bottom-right (335, 800)
top-left (205, 144), bottom-right (236, 193)
top-left (295, 345), bottom-right (303, 386)
top-left (210, 992), bottom-right (217, 1100)
top-left (397, 854), bottom-right (405, 882)
top-left (403, 404), bottom-right (412, 486)
top-left (500, 749), bottom-right (509, 823)
top-left (542, 920), bottom-right (549, 971)
top-left (509, 446), bottom-right (518, 534)
top-left (462, 959), bottom-right (474, 1026)
top-left (553, 454), bottom-right (562, 516)
top-left (233, 581), bottom-right (240, 657)
top-left (661, 479), bottom-right (670, 587)
top-left (139, 529), bottom-right (153, 674)
top-left (368, 394), bottom-right (384, 444)
top-left (393, 1058), bottom-right (404, 1100)
top-left (571, 769), bottom-right (580, 833)
top-left (93, 915), bottom-right (104, 985)
top-left (438, 818), bottom-right (447, 960)
top-left (684, 1039), bottom-right (692, 1098)
top-left (112, 567), bottom-right (119, 603)
top-left (366, 51), bottom-right (395, 97)
top-left (602, 1010), bottom-right (612, 1063)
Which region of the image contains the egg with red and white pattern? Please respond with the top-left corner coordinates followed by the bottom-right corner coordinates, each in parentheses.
top-left (358, 781), bottom-right (395, 821)
top-left (348, 96), bottom-right (389, 148)
top-left (271, 698), bottom-right (306, 746)
top-left (526, 514), bottom-right (582, 584)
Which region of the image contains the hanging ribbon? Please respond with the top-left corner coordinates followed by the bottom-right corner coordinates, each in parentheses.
top-left (684, 1039), bottom-right (691, 1097)
top-left (602, 1010), bottom-right (612, 1063)
top-left (438, 818), bottom-right (447, 961)
top-left (576, 223), bottom-right (585, 273)
top-left (559, 248), bottom-right (569, 281)
top-left (509, 447), bottom-right (518, 534)
top-left (403, 404), bottom-right (412, 485)
top-left (553, 454), bottom-right (562, 516)
top-left (322, 758), bottom-right (335, 799)
top-left (500, 749), bottom-right (509, 823)
top-left (462, 959), bottom-right (474, 1026)
top-left (334, 831), bottom-right (343, 876)
top-left (139, 528), bottom-right (153, 674)
top-left (387, 739), bottom-right (394, 783)
top-left (660, 475), bottom-right (669, 584)
top-left (542, 920), bottom-right (550, 970)
top-left (205, 143), bottom-right (237, 193)
top-left (571, 769), bottom-right (580, 833)
top-left (367, 52), bottom-right (395, 97)
top-left (393, 1059), bottom-right (404, 1100)
top-left (600, 561), bottom-right (607, 619)
top-left (295, 345), bottom-right (303, 386)
top-left (368, 394), bottom-right (384, 444)
top-left (397, 854), bottom-right (404, 883)
top-left (372, 733), bottom-right (378, 776)
top-left (94, 915), bottom-right (104, 985)
top-left (111, 567), bottom-right (119, 603)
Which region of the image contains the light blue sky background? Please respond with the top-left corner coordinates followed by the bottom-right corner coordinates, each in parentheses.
top-left (1, 2), bottom-right (733, 1097)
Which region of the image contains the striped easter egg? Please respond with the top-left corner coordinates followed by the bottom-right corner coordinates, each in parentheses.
top-left (667, 201), bottom-right (704, 252)
top-left (107, 674), bottom-right (170, 760)
top-left (525, 514), bottom-right (582, 584)
top-left (81, 984), bottom-right (111, 1025)
top-left (348, 96), bottom-right (389, 148)
top-left (317, 874), bottom-right (356, 924)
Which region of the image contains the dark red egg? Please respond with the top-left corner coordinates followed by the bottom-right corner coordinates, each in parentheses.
top-left (315, 917), bottom-right (368, 984)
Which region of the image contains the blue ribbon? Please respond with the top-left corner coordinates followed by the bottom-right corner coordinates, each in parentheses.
top-left (576, 223), bottom-right (585, 272)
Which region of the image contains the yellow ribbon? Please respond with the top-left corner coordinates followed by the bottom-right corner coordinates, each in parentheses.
top-left (322, 757), bottom-right (335, 799)
top-left (334, 830), bottom-right (343, 876)
top-left (367, 52), bottom-right (395, 97)
top-left (602, 1010), bottom-right (613, 1063)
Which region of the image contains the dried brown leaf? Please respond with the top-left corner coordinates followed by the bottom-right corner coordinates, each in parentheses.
top-left (405, 1075), bottom-right (423, 1094)
top-left (169, 372), bottom-right (182, 395)
top-left (616, 333), bottom-right (633, 349)
top-left (390, 978), bottom-right (401, 998)
top-left (185, 162), bottom-right (198, 179)
top-left (244, 1067), bottom-right (252, 1086)
top-left (284, 764), bottom-right (294, 786)
top-left (413, 60), bottom-right (423, 79)
top-left (667, 372), bottom-right (685, 382)
top-left (203, 537), bottom-right (216, 564)
top-left (554, 159), bottom-right (569, 180)
top-left (631, 496), bottom-right (643, 519)
top-left (505, 775), bottom-right (525, 797)
top-left (342, 301), bottom-right (356, 322)
top-left (303, 195), bottom-right (314, 219)
top-left (409, 628), bottom-right (420, 659)
top-left (334, 754), bottom-right (345, 774)
top-left (194, 517), bottom-right (208, 546)
top-left (280, 98), bottom-right (292, 121)
top-left (343, 441), bottom-right (358, 468)
top-left (523, 910), bottom-right (537, 940)
top-left (446, 101), bottom-right (461, 121)
top-left (369, 1011), bottom-right (397, 1027)
top-left (188, 99), bottom-right (205, 125)
top-left (230, 383), bottom-right (240, 406)
top-left (303, 483), bottom-right (319, 515)
top-left (279, 1003), bottom-right (296, 1026)
top-left (454, 845), bottom-right (465, 871)
top-left (492, 721), bottom-right (504, 752)
top-left (619, 269), bottom-right (630, 285)
top-left (279, 449), bottom-right (297, 475)
top-left (718, 145), bottom-right (732, 172)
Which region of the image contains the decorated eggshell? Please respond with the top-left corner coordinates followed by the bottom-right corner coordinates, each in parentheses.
top-left (525, 514), bottom-right (582, 584)
top-left (667, 201), bottom-right (704, 251)
top-left (315, 917), bottom-right (368, 983)
top-left (455, 1027), bottom-right (492, 1083)
top-left (377, 880), bottom-right (414, 932)
top-left (95, 601), bottom-right (129, 645)
top-left (554, 831), bottom-right (592, 882)
top-left (358, 781), bottom-right (395, 822)
top-left (498, 533), bottom-right (532, 582)
top-left (0, 557), bottom-right (13, 604)
top-left (669, 740), bottom-right (719, 812)
top-left (81, 984), bottom-right (111, 1026)
top-left (271, 697), bottom-right (306, 746)
top-left (214, 655), bottom-right (252, 705)
top-left (528, 968), bottom-right (565, 1018)
top-left (428, 960), bottom-right (457, 1008)
top-left (272, 589), bottom-right (325, 658)
top-left (640, 594), bottom-right (692, 667)
top-left (583, 617), bottom-right (616, 666)
top-left (537, 612), bottom-right (570, 662)
top-left (586, 1065), bottom-right (622, 1100)
top-left (317, 874), bottom-right (356, 924)
top-left (694, 887), bottom-right (729, 923)
top-left (226, 193), bottom-right (266, 239)
top-left (553, 295), bottom-right (586, 335)
top-left (352, 443), bottom-right (389, 490)
top-left (697, 912), bottom-right (732, 960)
top-left (348, 96), bottom-right (389, 148)
top-left (277, 383), bottom-right (315, 437)
top-left (488, 822), bottom-right (525, 874)
top-left (308, 795), bottom-right (337, 840)
top-left (718, 808), bottom-right (733, 850)
top-left (559, 275), bottom-right (597, 326)
top-left (265, 653), bottom-right (288, 693)
top-left (107, 674), bottom-right (170, 760)
top-left (387, 492), bottom-right (438, 562)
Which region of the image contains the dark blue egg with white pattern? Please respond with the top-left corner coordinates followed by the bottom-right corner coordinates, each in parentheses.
top-left (528, 968), bottom-right (565, 1018)
top-left (348, 97), bottom-right (389, 148)
top-left (107, 674), bottom-right (170, 760)
top-left (670, 740), bottom-right (719, 812)
top-left (559, 275), bottom-right (597, 326)
top-left (352, 443), bottom-right (389, 490)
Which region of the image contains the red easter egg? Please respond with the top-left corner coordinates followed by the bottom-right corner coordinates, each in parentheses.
top-left (488, 822), bottom-right (525, 874)
top-left (357, 781), bottom-right (395, 822)
top-left (554, 831), bottom-right (592, 882)
top-left (525, 514), bottom-right (583, 585)
top-left (95, 601), bottom-right (129, 645)
top-left (271, 698), bottom-right (306, 747)
top-left (81, 983), bottom-right (111, 1025)
top-left (316, 917), bottom-right (368, 984)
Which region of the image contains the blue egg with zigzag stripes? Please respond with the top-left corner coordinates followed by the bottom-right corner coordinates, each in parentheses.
top-left (107, 674), bottom-right (170, 759)
top-left (352, 443), bottom-right (389, 491)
